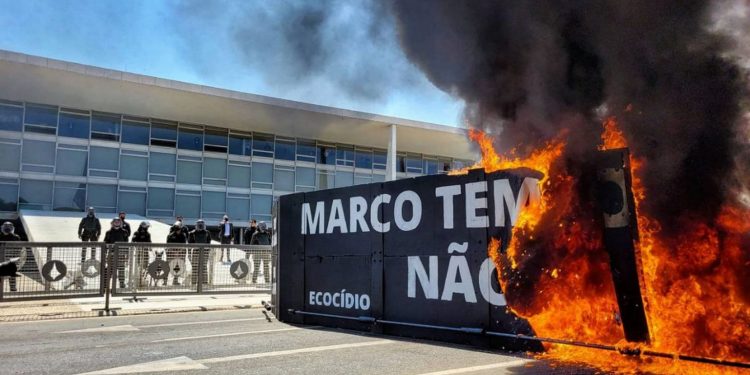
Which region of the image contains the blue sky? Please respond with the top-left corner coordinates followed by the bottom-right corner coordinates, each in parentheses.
top-left (0, 0), bottom-right (464, 126)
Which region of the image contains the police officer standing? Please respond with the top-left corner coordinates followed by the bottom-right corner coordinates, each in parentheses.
top-left (219, 215), bottom-right (233, 263)
top-left (104, 217), bottom-right (130, 289)
top-left (131, 221), bottom-right (151, 287)
top-left (0, 222), bottom-right (22, 292)
top-left (166, 221), bottom-right (187, 286)
top-left (250, 221), bottom-right (271, 285)
top-left (78, 207), bottom-right (101, 262)
top-left (118, 211), bottom-right (131, 240)
top-left (243, 219), bottom-right (257, 245)
top-left (188, 219), bottom-right (211, 286)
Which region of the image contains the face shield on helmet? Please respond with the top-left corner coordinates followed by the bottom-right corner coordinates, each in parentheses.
top-left (112, 218), bottom-right (122, 228)
top-left (258, 221), bottom-right (268, 232)
top-left (139, 221), bottom-right (150, 230)
top-left (1, 221), bottom-right (14, 235)
top-left (195, 220), bottom-right (206, 231)
top-left (87, 207), bottom-right (95, 217)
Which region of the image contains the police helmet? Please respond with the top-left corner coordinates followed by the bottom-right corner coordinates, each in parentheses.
top-left (258, 221), bottom-right (268, 232)
top-left (195, 219), bottom-right (206, 231)
top-left (1, 221), bottom-right (14, 234)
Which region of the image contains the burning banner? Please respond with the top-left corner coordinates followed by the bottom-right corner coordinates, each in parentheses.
top-left (388, 0), bottom-right (750, 373)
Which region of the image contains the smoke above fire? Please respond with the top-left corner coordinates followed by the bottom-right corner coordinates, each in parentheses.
top-left (390, 0), bottom-right (749, 231)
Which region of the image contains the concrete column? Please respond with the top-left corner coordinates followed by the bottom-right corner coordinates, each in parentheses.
top-left (385, 124), bottom-right (397, 181)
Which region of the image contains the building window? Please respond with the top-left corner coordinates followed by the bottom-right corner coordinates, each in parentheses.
top-left (228, 163), bottom-right (251, 189)
top-left (204, 128), bottom-right (228, 153)
top-left (175, 191), bottom-right (201, 219)
top-left (252, 133), bottom-right (274, 158)
top-left (355, 149), bottom-right (373, 169)
top-left (178, 126), bottom-right (203, 151)
top-left (53, 182), bottom-right (86, 212)
top-left (0, 139), bottom-right (20, 172)
top-left (87, 184), bottom-right (117, 212)
top-left (58, 110), bottom-right (90, 139)
top-left (91, 112), bottom-right (121, 142)
top-left (227, 195), bottom-right (250, 223)
top-left (397, 154), bottom-right (406, 173)
top-left (273, 166), bottom-right (294, 192)
top-left (0, 103), bottom-right (23, 132)
top-left (203, 157), bottom-right (227, 185)
top-left (24, 103), bottom-right (57, 134)
top-left (149, 152), bottom-right (176, 182)
top-left (406, 154), bottom-right (423, 174)
top-left (317, 170), bottom-right (334, 190)
top-left (120, 150), bottom-right (148, 181)
top-left (438, 158), bottom-right (452, 174)
top-left (296, 139), bottom-right (317, 162)
top-left (318, 145), bottom-right (336, 165)
top-left (147, 187), bottom-right (175, 217)
top-left (176, 156), bottom-right (202, 185)
top-left (201, 191), bottom-right (226, 217)
top-left (21, 139), bottom-right (55, 174)
top-left (354, 173), bottom-right (372, 186)
top-left (121, 120), bottom-right (150, 145)
top-left (275, 138), bottom-right (296, 161)
top-left (56, 145), bottom-right (88, 177)
top-left (336, 145), bottom-right (355, 166)
top-left (424, 159), bottom-right (439, 175)
top-left (0, 178), bottom-right (19, 211)
top-left (229, 133), bottom-right (252, 156)
top-left (372, 173), bottom-right (386, 183)
top-left (295, 166), bottom-right (315, 192)
top-left (150, 121), bottom-right (177, 147)
top-left (251, 194), bottom-right (272, 222)
top-left (118, 187), bottom-right (146, 216)
top-left (251, 162), bottom-right (273, 189)
top-left (89, 146), bottom-right (119, 178)
top-left (335, 170), bottom-right (353, 188)
top-left (373, 150), bottom-right (387, 170)
top-left (19, 179), bottom-right (53, 210)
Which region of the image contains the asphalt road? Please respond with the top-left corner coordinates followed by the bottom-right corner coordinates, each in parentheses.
top-left (0, 310), bottom-right (596, 374)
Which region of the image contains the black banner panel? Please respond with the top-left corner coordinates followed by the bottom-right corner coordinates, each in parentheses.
top-left (274, 168), bottom-right (544, 349)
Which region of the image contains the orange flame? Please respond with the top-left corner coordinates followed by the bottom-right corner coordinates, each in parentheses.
top-left (469, 118), bottom-right (750, 374)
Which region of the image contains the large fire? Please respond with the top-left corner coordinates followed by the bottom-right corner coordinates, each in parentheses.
top-left (461, 120), bottom-right (750, 373)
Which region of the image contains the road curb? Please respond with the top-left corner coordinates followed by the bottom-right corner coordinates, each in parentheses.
top-left (0, 303), bottom-right (262, 323)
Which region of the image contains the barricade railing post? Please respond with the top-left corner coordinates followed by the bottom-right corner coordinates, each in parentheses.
top-left (0, 243), bottom-right (5, 302)
top-left (93, 244), bottom-right (121, 315)
top-left (44, 246), bottom-right (52, 292)
top-left (197, 246), bottom-right (205, 294)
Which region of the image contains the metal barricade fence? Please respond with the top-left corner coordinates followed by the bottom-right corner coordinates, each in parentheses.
top-left (0, 242), bottom-right (106, 301)
top-left (111, 243), bottom-right (272, 297)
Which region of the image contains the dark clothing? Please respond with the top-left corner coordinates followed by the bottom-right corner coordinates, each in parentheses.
top-left (167, 230), bottom-right (187, 244)
top-left (78, 216), bottom-right (101, 238)
top-left (250, 231), bottom-right (271, 245)
top-left (179, 225), bottom-right (189, 240)
top-left (0, 233), bottom-right (21, 291)
top-left (188, 229), bottom-right (211, 285)
top-left (120, 220), bottom-right (131, 238)
top-left (250, 230), bottom-right (271, 284)
top-left (243, 227), bottom-right (256, 245)
top-left (131, 229), bottom-right (151, 243)
top-left (219, 222), bottom-right (234, 243)
top-left (104, 228), bottom-right (129, 288)
top-left (188, 230), bottom-right (211, 244)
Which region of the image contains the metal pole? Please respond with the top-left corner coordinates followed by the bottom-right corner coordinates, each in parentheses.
top-left (197, 246), bottom-right (205, 294)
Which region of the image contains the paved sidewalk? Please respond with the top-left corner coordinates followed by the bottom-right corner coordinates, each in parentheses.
top-left (0, 293), bottom-right (270, 322)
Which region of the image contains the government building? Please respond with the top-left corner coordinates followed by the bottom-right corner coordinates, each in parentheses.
top-left (0, 50), bottom-right (475, 237)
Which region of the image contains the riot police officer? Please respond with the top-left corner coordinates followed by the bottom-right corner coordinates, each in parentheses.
top-left (188, 219), bottom-right (211, 286)
top-left (104, 217), bottom-right (130, 289)
top-left (0, 222), bottom-right (21, 292)
top-left (250, 221), bottom-right (272, 285)
top-left (78, 207), bottom-right (101, 262)
top-left (131, 221), bottom-right (151, 287)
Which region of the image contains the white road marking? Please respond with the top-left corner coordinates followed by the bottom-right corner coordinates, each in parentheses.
top-left (412, 359), bottom-right (532, 375)
top-left (139, 317), bottom-right (266, 328)
top-left (76, 356), bottom-right (207, 374)
top-left (77, 340), bottom-right (394, 374)
top-left (59, 325), bottom-right (140, 333)
top-left (197, 339), bottom-right (395, 364)
top-left (151, 327), bottom-right (301, 342)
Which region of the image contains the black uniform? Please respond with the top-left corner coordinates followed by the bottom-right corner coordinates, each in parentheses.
top-left (166, 228), bottom-right (187, 286)
top-left (131, 228), bottom-right (151, 285)
top-left (243, 226), bottom-right (256, 245)
top-left (120, 220), bottom-right (131, 239)
top-left (78, 215), bottom-right (101, 262)
top-left (0, 232), bottom-right (21, 291)
top-left (250, 230), bottom-right (271, 284)
top-left (104, 227), bottom-right (130, 289)
top-left (188, 229), bottom-right (211, 285)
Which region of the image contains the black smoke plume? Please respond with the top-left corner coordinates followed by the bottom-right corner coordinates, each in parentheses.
top-left (390, 0), bottom-right (749, 231)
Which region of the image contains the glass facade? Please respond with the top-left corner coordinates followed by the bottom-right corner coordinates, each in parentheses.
top-left (0, 99), bottom-right (470, 226)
